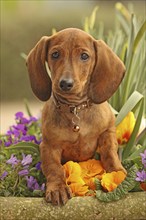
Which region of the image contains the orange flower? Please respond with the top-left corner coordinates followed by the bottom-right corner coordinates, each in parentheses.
top-left (101, 171), bottom-right (126, 192)
top-left (79, 159), bottom-right (104, 179)
top-left (116, 112), bottom-right (136, 145)
top-left (63, 160), bottom-right (126, 196)
top-left (84, 177), bottom-right (97, 190)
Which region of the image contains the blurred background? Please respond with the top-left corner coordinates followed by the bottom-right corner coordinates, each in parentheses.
top-left (1, 0), bottom-right (145, 132)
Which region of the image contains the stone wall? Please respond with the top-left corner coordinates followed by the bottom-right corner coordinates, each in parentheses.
top-left (0, 192), bottom-right (146, 220)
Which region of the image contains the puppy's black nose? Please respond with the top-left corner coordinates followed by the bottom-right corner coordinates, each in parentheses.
top-left (59, 79), bottom-right (74, 91)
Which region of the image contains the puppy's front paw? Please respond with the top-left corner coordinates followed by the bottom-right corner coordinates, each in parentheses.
top-left (46, 184), bottom-right (72, 205)
top-left (106, 163), bottom-right (127, 174)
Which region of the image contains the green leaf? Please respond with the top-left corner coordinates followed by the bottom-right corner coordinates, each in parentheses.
top-left (84, 17), bottom-right (89, 33)
top-left (95, 165), bottom-right (138, 202)
top-left (122, 18), bottom-right (146, 104)
top-left (133, 20), bottom-right (146, 53)
top-left (24, 99), bottom-right (32, 117)
top-left (5, 142), bottom-right (40, 154)
top-left (122, 14), bottom-right (135, 104)
top-left (125, 145), bottom-right (145, 161)
top-left (94, 178), bottom-right (102, 190)
top-left (122, 98), bottom-right (144, 160)
top-left (116, 91), bottom-right (143, 126)
top-left (115, 3), bottom-right (131, 22)
top-left (32, 190), bottom-right (44, 197)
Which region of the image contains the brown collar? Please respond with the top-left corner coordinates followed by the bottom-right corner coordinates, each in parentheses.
top-left (52, 95), bottom-right (92, 132)
top-left (52, 95), bottom-right (92, 114)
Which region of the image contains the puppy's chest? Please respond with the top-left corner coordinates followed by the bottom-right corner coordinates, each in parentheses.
top-left (52, 109), bottom-right (106, 140)
top-left (47, 110), bottom-right (108, 161)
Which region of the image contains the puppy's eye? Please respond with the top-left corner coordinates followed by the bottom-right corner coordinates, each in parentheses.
top-left (51, 51), bottom-right (60, 59)
top-left (80, 53), bottom-right (89, 61)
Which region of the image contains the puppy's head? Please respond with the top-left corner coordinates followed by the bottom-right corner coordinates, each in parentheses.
top-left (26, 28), bottom-right (125, 103)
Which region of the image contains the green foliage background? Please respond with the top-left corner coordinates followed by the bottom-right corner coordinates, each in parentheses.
top-left (1, 0), bottom-right (145, 102)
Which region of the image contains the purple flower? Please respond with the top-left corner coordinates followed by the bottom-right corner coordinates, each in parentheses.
top-left (25, 176), bottom-right (39, 190)
top-left (35, 162), bottom-right (41, 170)
top-left (0, 171), bottom-right (8, 180)
top-left (41, 183), bottom-right (45, 191)
top-left (29, 116), bottom-right (38, 123)
top-left (4, 140), bottom-right (12, 147)
top-left (25, 176), bottom-right (44, 191)
top-left (6, 154), bottom-right (20, 167)
top-left (35, 139), bottom-right (42, 145)
top-left (15, 112), bottom-right (29, 124)
top-left (25, 176), bottom-right (36, 189)
top-left (11, 129), bottom-right (20, 138)
top-left (20, 135), bottom-right (36, 143)
top-left (15, 112), bottom-right (24, 119)
top-left (18, 169), bottom-right (29, 176)
top-left (14, 124), bottom-right (27, 134)
top-left (34, 182), bottom-right (40, 190)
top-left (21, 153), bottom-right (32, 166)
top-left (6, 129), bottom-right (13, 136)
top-left (140, 150), bottom-right (146, 168)
top-left (4, 111), bottom-right (41, 147)
top-left (136, 170), bottom-right (146, 182)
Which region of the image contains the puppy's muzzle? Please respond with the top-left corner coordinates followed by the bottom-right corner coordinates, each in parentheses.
top-left (59, 78), bottom-right (74, 91)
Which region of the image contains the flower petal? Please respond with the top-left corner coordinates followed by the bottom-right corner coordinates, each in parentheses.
top-left (101, 171), bottom-right (126, 192)
top-left (69, 183), bottom-right (89, 196)
top-left (116, 112), bottom-right (136, 145)
top-left (79, 159), bottom-right (104, 179)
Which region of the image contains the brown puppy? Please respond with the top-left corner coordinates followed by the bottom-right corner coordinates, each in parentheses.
top-left (27, 28), bottom-right (126, 205)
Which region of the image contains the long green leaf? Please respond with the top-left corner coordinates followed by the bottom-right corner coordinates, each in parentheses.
top-left (84, 17), bottom-right (89, 33)
top-left (116, 91), bottom-right (143, 126)
top-left (5, 142), bottom-right (40, 154)
top-left (122, 97), bottom-right (144, 160)
top-left (122, 14), bottom-right (135, 104)
top-left (133, 20), bottom-right (146, 53)
top-left (24, 99), bottom-right (32, 117)
top-left (115, 2), bottom-right (131, 22)
top-left (122, 19), bottom-right (146, 104)
top-left (126, 145), bottom-right (146, 161)
top-left (89, 6), bottom-right (98, 30)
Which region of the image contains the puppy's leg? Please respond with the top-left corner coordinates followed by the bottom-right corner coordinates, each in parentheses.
top-left (97, 127), bottom-right (126, 174)
top-left (40, 142), bottom-right (72, 205)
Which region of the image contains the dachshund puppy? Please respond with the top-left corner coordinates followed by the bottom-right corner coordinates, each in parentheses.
top-left (27, 28), bottom-right (126, 205)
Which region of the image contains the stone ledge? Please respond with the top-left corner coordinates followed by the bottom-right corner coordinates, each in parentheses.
top-left (0, 192), bottom-right (146, 220)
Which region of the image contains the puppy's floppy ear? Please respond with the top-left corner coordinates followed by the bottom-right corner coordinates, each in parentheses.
top-left (26, 36), bottom-right (52, 101)
top-left (89, 40), bottom-right (126, 104)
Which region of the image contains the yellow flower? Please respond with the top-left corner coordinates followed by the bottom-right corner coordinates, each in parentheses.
top-left (63, 161), bottom-right (81, 178)
top-left (69, 183), bottom-right (89, 196)
top-left (101, 171), bottom-right (126, 192)
top-left (116, 112), bottom-right (136, 145)
top-left (63, 161), bottom-right (89, 196)
top-left (63, 161), bottom-right (83, 184)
